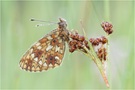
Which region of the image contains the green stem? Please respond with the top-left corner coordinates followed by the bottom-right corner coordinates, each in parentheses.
top-left (79, 19), bottom-right (110, 88)
top-left (83, 39), bottom-right (110, 88)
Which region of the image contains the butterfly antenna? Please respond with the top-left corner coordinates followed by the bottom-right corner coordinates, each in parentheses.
top-left (30, 18), bottom-right (57, 27)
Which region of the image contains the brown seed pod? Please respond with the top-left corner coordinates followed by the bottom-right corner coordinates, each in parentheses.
top-left (101, 36), bottom-right (108, 44)
top-left (89, 38), bottom-right (100, 46)
top-left (77, 41), bottom-right (83, 49)
top-left (74, 34), bottom-right (79, 40)
top-left (89, 38), bottom-right (94, 43)
top-left (97, 38), bottom-right (102, 42)
top-left (84, 40), bottom-right (88, 45)
top-left (97, 47), bottom-right (107, 61)
top-left (79, 35), bottom-right (85, 41)
top-left (101, 22), bottom-right (113, 35)
top-left (69, 48), bottom-right (74, 53)
top-left (93, 39), bottom-right (100, 46)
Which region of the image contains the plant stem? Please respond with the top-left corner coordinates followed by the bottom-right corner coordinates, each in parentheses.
top-left (83, 38), bottom-right (110, 88)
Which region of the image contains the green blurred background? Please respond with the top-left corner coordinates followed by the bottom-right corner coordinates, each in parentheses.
top-left (1, 0), bottom-right (134, 89)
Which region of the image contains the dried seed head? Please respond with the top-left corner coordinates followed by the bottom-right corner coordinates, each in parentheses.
top-left (79, 35), bottom-right (85, 41)
top-left (101, 22), bottom-right (113, 35)
top-left (101, 36), bottom-right (108, 44)
top-left (77, 42), bottom-right (83, 48)
top-left (97, 38), bottom-right (101, 42)
top-left (69, 48), bottom-right (75, 53)
top-left (84, 40), bottom-right (88, 45)
top-left (97, 47), bottom-right (107, 61)
top-left (89, 38), bottom-right (100, 46)
top-left (89, 36), bottom-right (108, 46)
top-left (74, 34), bottom-right (79, 40)
top-left (69, 32), bottom-right (90, 53)
top-left (89, 38), bottom-right (94, 43)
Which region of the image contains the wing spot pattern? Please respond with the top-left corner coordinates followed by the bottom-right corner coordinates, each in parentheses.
top-left (19, 29), bottom-right (67, 72)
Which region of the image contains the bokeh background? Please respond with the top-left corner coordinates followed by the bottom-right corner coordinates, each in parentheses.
top-left (1, 0), bottom-right (134, 89)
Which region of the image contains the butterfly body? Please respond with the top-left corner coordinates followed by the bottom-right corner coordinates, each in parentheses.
top-left (19, 18), bottom-right (69, 72)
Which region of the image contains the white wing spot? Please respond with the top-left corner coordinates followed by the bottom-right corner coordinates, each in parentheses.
top-left (60, 50), bottom-right (63, 54)
top-left (37, 46), bottom-right (42, 50)
top-left (43, 63), bottom-right (47, 67)
top-left (55, 56), bottom-right (60, 60)
top-left (39, 61), bottom-right (42, 65)
top-left (30, 49), bottom-right (33, 53)
top-left (28, 66), bottom-right (30, 70)
top-left (31, 54), bottom-right (35, 58)
top-left (34, 57), bottom-right (38, 62)
top-left (55, 64), bottom-right (59, 67)
top-left (36, 42), bottom-right (40, 46)
top-left (47, 36), bottom-right (52, 40)
top-left (49, 64), bottom-right (53, 67)
top-left (46, 45), bottom-right (53, 51)
top-left (26, 55), bottom-right (30, 59)
top-left (55, 45), bottom-right (60, 52)
top-left (23, 64), bottom-right (27, 68)
top-left (59, 39), bottom-right (62, 43)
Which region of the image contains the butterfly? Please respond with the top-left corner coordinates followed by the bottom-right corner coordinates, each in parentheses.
top-left (19, 18), bottom-right (70, 72)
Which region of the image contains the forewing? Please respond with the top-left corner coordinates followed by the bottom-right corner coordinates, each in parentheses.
top-left (19, 29), bottom-right (66, 72)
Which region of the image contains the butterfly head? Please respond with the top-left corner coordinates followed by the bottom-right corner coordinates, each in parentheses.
top-left (58, 18), bottom-right (67, 29)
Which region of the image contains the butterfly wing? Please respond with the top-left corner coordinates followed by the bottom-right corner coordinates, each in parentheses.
top-left (19, 29), bottom-right (66, 72)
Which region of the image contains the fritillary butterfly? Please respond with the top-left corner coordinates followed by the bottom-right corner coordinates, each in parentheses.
top-left (19, 18), bottom-right (70, 72)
